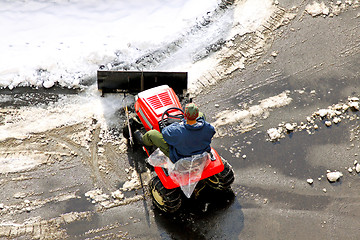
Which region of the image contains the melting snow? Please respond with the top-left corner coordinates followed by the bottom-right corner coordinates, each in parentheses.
top-left (0, 154), bottom-right (48, 173)
top-left (0, 0), bottom-right (221, 89)
top-left (305, 2), bottom-right (330, 16)
top-left (266, 95), bottom-right (360, 141)
top-left (0, 0), bottom-right (278, 142)
top-left (213, 91), bottom-right (292, 128)
top-left (0, 0), bottom-right (276, 92)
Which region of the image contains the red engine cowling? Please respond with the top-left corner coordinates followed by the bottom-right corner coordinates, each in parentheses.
top-left (135, 85), bottom-right (183, 132)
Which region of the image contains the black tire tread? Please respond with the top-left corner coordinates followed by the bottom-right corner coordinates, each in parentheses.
top-left (149, 176), bottom-right (182, 213)
top-left (206, 158), bottom-right (234, 190)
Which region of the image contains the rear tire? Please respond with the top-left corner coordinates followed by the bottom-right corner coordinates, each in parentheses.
top-left (206, 158), bottom-right (234, 191)
top-left (149, 176), bottom-right (182, 213)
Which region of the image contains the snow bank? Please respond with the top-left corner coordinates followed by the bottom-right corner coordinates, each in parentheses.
top-left (305, 2), bottom-right (330, 16)
top-left (0, 0), bottom-right (220, 89)
top-left (0, 86), bottom-right (125, 141)
top-left (0, 0), bottom-right (279, 143)
top-left (0, 0), bottom-right (277, 93)
top-left (213, 91), bottom-right (292, 128)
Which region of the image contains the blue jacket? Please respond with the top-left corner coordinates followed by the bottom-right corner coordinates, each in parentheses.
top-left (162, 117), bottom-right (216, 163)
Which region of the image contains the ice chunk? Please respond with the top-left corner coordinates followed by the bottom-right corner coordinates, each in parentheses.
top-left (355, 163), bottom-right (360, 173)
top-left (333, 117), bottom-right (341, 124)
top-left (285, 123), bottom-right (295, 131)
top-left (111, 190), bottom-right (124, 200)
top-left (305, 2), bottom-right (330, 16)
top-left (317, 109), bottom-right (329, 117)
top-left (267, 128), bottom-right (282, 141)
top-left (326, 171), bottom-right (343, 182)
top-left (349, 101), bottom-right (359, 110)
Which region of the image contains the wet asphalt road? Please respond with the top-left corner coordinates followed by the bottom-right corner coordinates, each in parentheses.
top-left (99, 3), bottom-right (360, 239)
top-left (196, 3), bottom-right (360, 239)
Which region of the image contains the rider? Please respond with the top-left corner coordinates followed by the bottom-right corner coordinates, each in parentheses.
top-left (142, 103), bottom-right (216, 163)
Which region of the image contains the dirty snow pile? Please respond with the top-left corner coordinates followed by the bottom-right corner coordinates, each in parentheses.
top-left (0, 86), bottom-right (128, 141)
top-left (305, 0), bottom-right (359, 17)
top-left (0, 0), bottom-right (221, 89)
top-left (0, 0), bottom-right (279, 142)
top-left (267, 96), bottom-right (360, 141)
top-left (0, 0), bottom-right (277, 92)
top-left (213, 91), bottom-right (292, 137)
top-left (85, 167), bottom-right (151, 210)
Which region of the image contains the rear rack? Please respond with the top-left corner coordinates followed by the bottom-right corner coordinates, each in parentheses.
top-left (97, 71), bottom-right (188, 96)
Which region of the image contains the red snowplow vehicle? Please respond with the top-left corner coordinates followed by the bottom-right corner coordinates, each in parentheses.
top-left (98, 71), bottom-right (234, 213)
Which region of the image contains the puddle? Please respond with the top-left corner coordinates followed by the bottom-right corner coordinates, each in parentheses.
top-left (64, 195), bottom-right (94, 214)
top-left (64, 213), bottom-right (100, 237)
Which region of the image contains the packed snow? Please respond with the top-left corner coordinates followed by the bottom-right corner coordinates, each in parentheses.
top-left (0, 0), bottom-right (220, 89)
top-left (304, 0), bottom-right (359, 17)
top-left (213, 91), bottom-right (292, 132)
top-left (0, 0), bottom-right (277, 141)
top-left (0, 0), bottom-right (275, 90)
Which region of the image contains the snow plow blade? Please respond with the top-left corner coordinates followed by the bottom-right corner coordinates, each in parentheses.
top-left (97, 70), bottom-right (188, 95)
